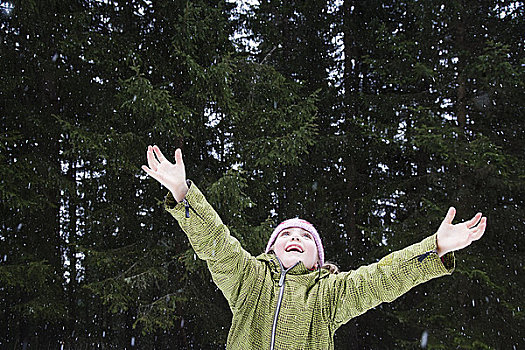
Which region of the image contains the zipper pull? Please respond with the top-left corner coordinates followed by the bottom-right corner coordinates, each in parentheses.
top-left (183, 199), bottom-right (190, 218)
top-left (279, 272), bottom-right (286, 287)
top-left (417, 250), bottom-right (437, 262)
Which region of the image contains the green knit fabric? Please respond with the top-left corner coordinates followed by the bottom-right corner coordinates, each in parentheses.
top-left (165, 183), bottom-right (455, 350)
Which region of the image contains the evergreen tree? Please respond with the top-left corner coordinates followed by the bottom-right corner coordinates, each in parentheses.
top-left (1, 0), bottom-right (523, 348)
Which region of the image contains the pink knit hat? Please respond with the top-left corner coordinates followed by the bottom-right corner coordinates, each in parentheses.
top-left (265, 218), bottom-right (325, 267)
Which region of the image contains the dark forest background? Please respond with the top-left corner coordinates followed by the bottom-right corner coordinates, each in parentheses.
top-left (1, 0), bottom-right (524, 349)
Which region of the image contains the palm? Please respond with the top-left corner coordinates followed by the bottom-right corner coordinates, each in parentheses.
top-left (436, 207), bottom-right (487, 256)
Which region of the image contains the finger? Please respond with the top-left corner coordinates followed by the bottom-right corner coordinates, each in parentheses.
top-left (465, 212), bottom-right (482, 228)
top-left (153, 145), bottom-right (167, 162)
top-left (470, 217), bottom-right (487, 241)
top-left (443, 207), bottom-right (456, 225)
top-left (175, 148), bottom-right (184, 165)
top-left (147, 146), bottom-right (159, 171)
top-left (142, 165), bottom-right (158, 180)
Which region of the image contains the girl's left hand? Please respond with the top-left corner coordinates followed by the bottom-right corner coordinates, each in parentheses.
top-left (436, 207), bottom-right (487, 257)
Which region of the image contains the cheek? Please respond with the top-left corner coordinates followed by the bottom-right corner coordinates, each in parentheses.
top-left (306, 242), bottom-right (318, 257)
top-left (272, 239), bottom-right (286, 253)
top-left (306, 240), bottom-right (317, 250)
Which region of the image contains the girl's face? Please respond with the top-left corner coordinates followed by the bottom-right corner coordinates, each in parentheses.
top-left (272, 227), bottom-right (319, 270)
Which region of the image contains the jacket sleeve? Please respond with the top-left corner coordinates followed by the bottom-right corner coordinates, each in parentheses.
top-left (325, 234), bottom-right (455, 328)
top-left (164, 181), bottom-right (262, 311)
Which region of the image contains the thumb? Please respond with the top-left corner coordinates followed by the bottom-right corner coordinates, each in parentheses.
top-left (443, 207), bottom-right (456, 225)
top-left (175, 148), bottom-right (184, 165)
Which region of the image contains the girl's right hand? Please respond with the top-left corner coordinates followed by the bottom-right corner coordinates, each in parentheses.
top-left (142, 145), bottom-right (189, 202)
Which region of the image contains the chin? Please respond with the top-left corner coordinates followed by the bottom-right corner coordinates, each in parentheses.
top-left (281, 258), bottom-right (298, 269)
top-left (284, 258), bottom-right (309, 269)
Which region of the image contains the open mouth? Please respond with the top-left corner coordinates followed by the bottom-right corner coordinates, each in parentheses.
top-left (285, 244), bottom-right (304, 253)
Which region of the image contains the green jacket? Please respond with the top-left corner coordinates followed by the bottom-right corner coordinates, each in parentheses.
top-left (165, 182), bottom-right (455, 350)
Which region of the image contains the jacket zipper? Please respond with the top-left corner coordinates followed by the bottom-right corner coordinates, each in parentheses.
top-left (270, 259), bottom-right (299, 350)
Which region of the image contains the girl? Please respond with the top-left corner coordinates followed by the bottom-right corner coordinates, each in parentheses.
top-left (142, 145), bottom-right (486, 350)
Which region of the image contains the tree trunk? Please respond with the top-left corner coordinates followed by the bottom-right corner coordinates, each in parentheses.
top-left (342, 0), bottom-right (364, 260)
top-left (67, 152), bottom-right (78, 349)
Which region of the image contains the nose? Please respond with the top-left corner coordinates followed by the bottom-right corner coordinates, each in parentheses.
top-left (291, 233), bottom-right (301, 241)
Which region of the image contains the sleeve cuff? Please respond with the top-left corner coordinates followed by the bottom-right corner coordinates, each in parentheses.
top-left (164, 180), bottom-right (193, 211)
top-left (440, 251), bottom-right (455, 271)
top-left (420, 233), bottom-right (455, 274)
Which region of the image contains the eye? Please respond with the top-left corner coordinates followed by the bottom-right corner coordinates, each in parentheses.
top-left (303, 233), bottom-right (312, 239)
top-left (281, 231), bottom-right (290, 236)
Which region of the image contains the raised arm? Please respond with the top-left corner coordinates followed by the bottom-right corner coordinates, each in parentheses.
top-left (142, 145), bottom-right (262, 310)
top-left (326, 208), bottom-right (487, 328)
